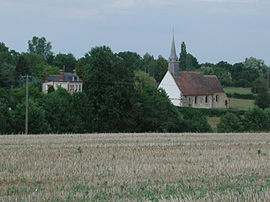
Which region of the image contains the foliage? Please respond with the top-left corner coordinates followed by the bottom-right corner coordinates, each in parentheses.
top-left (41, 88), bottom-right (74, 133)
top-left (255, 86), bottom-right (270, 109)
top-left (53, 53), bottom-right (77, 72)
top-left (252, 77), bottom-right (266, 94)
top-left (242, 107), bottom-right (270, 132)
top-left (217, 113), bottom-right (242, 132)
top-left (179, 42), bottom-right (187, 70)
top-left (0, 98), bottom-right (10, 134)
top-left (179, 108), bottom-right (212, 132)
top-left (28, 36), bottom-right (53, 62)
top-left (80, 46), bottom-right (135, 132)
top-left (0, 63), bottom-right (16, 88)
top-left (118, 51), bottom-right (143, 71)
top-left (131, 71), bottom-right (185, 132)
top-left (10, 98), bottom-right (50, 134)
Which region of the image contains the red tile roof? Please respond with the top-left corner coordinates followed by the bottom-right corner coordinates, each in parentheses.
top-left (173, 71), bottom-right (224, 96)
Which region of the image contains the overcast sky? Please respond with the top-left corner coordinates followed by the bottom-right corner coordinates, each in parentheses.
top-left (0, 0), bottom-right (269, 65)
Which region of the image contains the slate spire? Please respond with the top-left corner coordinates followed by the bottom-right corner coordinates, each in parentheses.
top-left (168, 33), bottom-right (179, 77)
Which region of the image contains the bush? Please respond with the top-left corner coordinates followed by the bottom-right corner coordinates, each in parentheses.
top-left (242, 107), bottom-right (270, 132)
top-left (217, 113), bottom-right (242, 133)
top-left (180, 108), bottom-right (212, 132)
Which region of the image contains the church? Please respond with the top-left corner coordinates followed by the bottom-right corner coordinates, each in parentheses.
top-left (159, 36), bottom-right (229, 109)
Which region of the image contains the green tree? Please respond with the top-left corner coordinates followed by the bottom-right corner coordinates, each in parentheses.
top-left (0, 98), bottom-right (11, 134)
top-left (255, 86), bottom-right (270, 109)
top-left (118, 51), bottom-right (143, 71)
top-left (252, 77), bottom-right (266, 94)
top-left (0, 63), bottom-right (16, 88)
top-left (179, 42), bottom-right (187, 70)
top-left (242, 107), bottom-right (270, 132)
top-left (148, 55), bottom-right (167, 83)
top-left (41, 88), bottom-right (74, 133)
top-left (83, 46), bottom-right (135, 132)
top-left (179, 108), bottom-right (212, 132)
top-left (130, 71), bottom-right (185, 132)
top-left (53, 53), bottom-right (77, 72)
top-left (28, 36), bottom-right (53, 63)
top-left (10, 99), bottom-right (50, 134)
top-left (186, 53), bottom-right (199, 69)
top-left (217, 113), bottom-right (242, 132)
top-left (15, 55), bottom-right (29, 79)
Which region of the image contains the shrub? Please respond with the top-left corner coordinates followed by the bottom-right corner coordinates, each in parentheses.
top-left (242, 107), bottom-right (270, 132)
top-left (217, 113), bottom-right (242, 133)
top-left (181, 108), bottom-right (212, 132)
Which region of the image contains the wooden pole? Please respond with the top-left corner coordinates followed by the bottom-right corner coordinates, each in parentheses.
top-left (25, 75), bottom-right (29, 135)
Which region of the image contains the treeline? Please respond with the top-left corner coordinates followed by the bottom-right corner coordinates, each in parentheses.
top-left (1, 36), bottom-right (270, 134)
top-left (0, 44), bottom-right (198, 134)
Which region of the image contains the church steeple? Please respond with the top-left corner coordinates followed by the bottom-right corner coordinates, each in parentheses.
top-left (168, 33), bottom-right (179, 77)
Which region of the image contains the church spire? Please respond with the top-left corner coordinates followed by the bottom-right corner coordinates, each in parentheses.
top-left (168, 32), bottom-right (179, 77)
top-left (169, 34), bottom-right (178, 60)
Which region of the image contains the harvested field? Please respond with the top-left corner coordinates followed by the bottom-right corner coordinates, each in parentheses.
top-left (1, 133), bottom-right (270, 201)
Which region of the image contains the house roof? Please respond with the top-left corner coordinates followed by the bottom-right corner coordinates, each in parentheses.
top-left (48, 72), bottom-right (82, 82)
top-left (173, 71), bottom-right (224, 96)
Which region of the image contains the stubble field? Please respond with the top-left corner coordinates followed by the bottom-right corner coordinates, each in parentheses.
top-left (1, 133), bottom-right (270, 201)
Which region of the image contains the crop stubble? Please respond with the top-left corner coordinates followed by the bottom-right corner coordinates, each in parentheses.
top-left (0, 133), bottom-right (270, 201)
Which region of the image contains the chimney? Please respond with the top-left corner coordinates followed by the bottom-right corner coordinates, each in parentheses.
top-left (73, 69), bottom-right (77, 75)
top-left (60, 70), bottom-right (64, 81)
top-left (45, 69), bottom-right (49, 82)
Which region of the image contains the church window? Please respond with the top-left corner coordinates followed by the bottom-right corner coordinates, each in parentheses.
top-left (195, 96), bottom-right (197, 104)
top-left (205, 96), bottom-right (208, 103)
top-left (216, 95), bottom-right (218, 102)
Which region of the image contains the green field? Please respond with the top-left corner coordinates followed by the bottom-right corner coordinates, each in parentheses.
top-left (229, 98), bottom-right (255, 110)
top-left (224, 87), bottom-right (253, 95)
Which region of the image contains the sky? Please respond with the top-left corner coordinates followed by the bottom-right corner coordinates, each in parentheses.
top-left (0, 0), bottom-right (270, 65)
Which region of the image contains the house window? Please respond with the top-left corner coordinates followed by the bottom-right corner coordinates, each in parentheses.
top-left (70, 85), bottom-right (74, 91)
top-left (205, 96), bottom-right (208, 103)
top-left (195, 96), bottom-right (197, 104)
top-left (216, 95), bottom-right (218, 102)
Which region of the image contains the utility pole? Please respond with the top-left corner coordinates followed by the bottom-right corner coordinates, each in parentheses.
top-left (267, 67), bottom-right (270, 90)
top-left (25, 75), bottom-right (29, 135)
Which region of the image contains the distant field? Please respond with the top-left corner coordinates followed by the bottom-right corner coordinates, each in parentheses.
top-left (1, 133), bottom-right (270, 201)
top-left (224, 87), bottom-right (253, 95)
top-left (229, 98), bottom-right (255, 110)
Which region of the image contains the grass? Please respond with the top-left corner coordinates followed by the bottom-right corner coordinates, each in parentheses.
top-left (224, 87), bottom-right (253, 95)
top-left (207, 117), bottom-right (220, 132)
top-left (229, 98), bottom-right (255, 110)
top-left (1, 133), bottom-right (270, 201)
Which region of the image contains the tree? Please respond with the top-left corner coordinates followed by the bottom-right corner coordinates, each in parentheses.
top-left (28, 36), bottom-right (53, 62)
top-left (186, 53), bottom-right (199, 69)
top-left (179, 108), bottom-right (212, 132)
top-left (0, 98), bottom-right (10, 134)
top-left (217, 113), bottom-right (242, 132)
top-left (53, 53), bottom-right (77, 72)
top-left (179, 42), bottom-right (187, 70)
top-left (0, 63), bottom-right (16, 88)
top-left (252, 77), bottom-right (266, 94)
top-left (41, 88), bottom-right (73, 133)
top-left (242, 107), bottom-right (270, 132)
top-left (15, 55), bottom-right (29, 79)
top-left (255, 86), bottom-right (270, 109)
top-left (80, 46), bottom-right (135, 132)
top-left (10, 99), bottom-right (50, 134)
top-left (118, 51), bottom-right (143, 71)
top-left (130, 71), bottom-right (185, 132)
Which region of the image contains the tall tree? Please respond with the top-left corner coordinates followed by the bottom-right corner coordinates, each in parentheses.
top-left (28, 36), bottom-right (53, 63)
top-left (83, 46), bottom-right (135, 132)
top-left (53, 53), bottom-right (77, 72)
top-left (15, 55), bottom-right (29, 79)
top-left (179, 42), bottom-right (187, 70)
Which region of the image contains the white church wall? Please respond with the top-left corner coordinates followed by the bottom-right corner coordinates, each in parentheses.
top-left (159, 71), bottom-right (182, 107)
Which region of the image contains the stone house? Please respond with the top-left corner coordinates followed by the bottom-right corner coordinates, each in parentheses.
top-left (42, 69), bottom-right (83, 94)
top-left (159, 36), bottom-right (229, 109)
